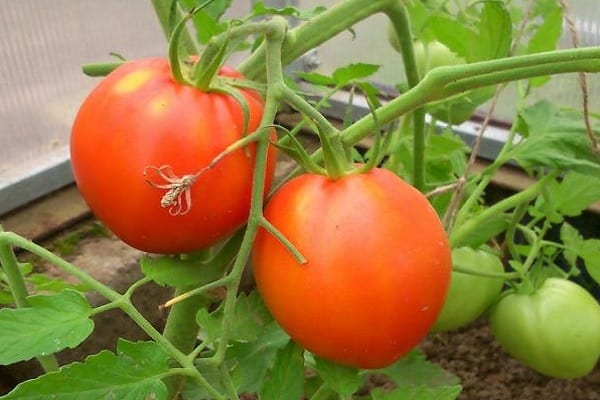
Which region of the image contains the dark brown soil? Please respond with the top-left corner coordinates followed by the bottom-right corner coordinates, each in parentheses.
top-left (421, 319), bottom-right (600, 400)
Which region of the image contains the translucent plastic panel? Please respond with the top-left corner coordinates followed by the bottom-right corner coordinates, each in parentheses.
top-left (0, 0), bottom-right (166, 213)
top-left (0, 1), bottom-right (256, 214)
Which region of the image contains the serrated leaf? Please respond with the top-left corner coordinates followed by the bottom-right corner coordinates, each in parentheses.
top-left (561, 223), bottom-right (600, 285)
top-left (532, 173), bottom-right (600, 220)
top-left (250, 2), bottom-right (326, 20)
top-left (526, 6), bottom-right (562, 87)
top-left (140, 255), bottom-right (224, 289)
top-left (0, 340), bottom-right (170, 400)
top-left (227, 322), bottom-right (290, 393)
top-left (471, 1), bottom-right (512, 61)
top-left (332, 63), bottom-right (380, 86)
top-left (0, 290), bottom-right (94, 365)
top-left (428, 15), bottom-right (475, 60)
top-left (296, 71), bottom-right (336, 86)
top-left (378, 350), bottom-right (460, 388)
top-left (196, 291), bottom-right (273, 343)
top-left (259, 341), bottom-right (304, 400)
top-left (511, 101), bottom-right (600, 177)
top-left (314, 357), bottom-right (362, 398)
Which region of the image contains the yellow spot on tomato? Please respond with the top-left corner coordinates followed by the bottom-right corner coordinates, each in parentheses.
top-left (149, 96), bottom-right (170, 114)
top-left (114, 69), bottom-right (153, 94)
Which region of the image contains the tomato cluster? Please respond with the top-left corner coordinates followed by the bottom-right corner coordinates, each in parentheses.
top-left (71, 58), bottom-right (276, 254)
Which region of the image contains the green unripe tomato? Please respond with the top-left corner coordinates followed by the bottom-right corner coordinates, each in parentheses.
top-left (490, 278), bottom-right (600, 379)
top-left (431, 247), bottom-right (505, 332)
top-left (412, 41), bottom-right (465, 76)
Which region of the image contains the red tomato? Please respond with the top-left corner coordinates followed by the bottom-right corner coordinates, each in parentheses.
top-left (251, 168), bottom-right (451, 369)
top-left (71, 58), bottom-right (276, 254)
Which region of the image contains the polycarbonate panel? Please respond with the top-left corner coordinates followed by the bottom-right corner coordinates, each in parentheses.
top-left (0, 1), bottom-right (259, 215)
top-left (0, 1), bottom-right (166, 214)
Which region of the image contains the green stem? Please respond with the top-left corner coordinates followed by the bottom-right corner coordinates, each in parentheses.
top-left (210, 17), bottom-right (288, 366)
top-left (0, 232), bottom-right (60, 373)
top-left (239, 0), bottom-right (397, 79)
top-left (453, 265), bottom-right (520, 280)
top-left (163, 287), bottom-right (210, 399)
top-left (282, 87), bottom-right (350, 178)
top-left (449, 171), bottom-right (560, 248)
top-left (341, 47), bottom-right (600, 147)
top-left (384, 2), bottom-right (427, 190)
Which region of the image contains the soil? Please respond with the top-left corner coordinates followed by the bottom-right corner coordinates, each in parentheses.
top-left (421, 320), bottom-right (600, 399)
top-left (1, 224), bottom-right (599, 399)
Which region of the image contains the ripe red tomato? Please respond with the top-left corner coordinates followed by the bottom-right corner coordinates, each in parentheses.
top-left (71, 58), bottom-right (276, 254)
top-left (251, 168), bottom-right (451, 369)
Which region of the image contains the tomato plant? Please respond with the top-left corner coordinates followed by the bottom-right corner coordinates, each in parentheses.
top-left (489, 278), bottom-right (600, 379)
top-left (431, 247), bottom-right (505, 332)
top-left (252, 168), bottom-right (452, 369)
top-left (70, 58), bottom-right (276, 254)
top-left (2, 1), bottom-right (600, 399)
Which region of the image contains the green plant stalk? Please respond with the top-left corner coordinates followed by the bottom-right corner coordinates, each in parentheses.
top-left (384, 2), bottom-right (427, 190)
top-left (519, 219), bottom-right (552, 277)
top-left (341, 47), bottom-right (600, 147)
top-left (239, 0), bottom-right (398, 80)
top-left (209, 17), bottom-right (288, 367)
top-left (163, 287), bottom-right (210, 400)
top-left (0, 231), bottom-right (224, 399)
top-left (279, 47), bottom-right (600, 187)
top-left (283, 87), bottom-right (351, 178)
top-left (0, 233), bottom-right (60, 373)
top-left (450, 171), bottom-right (560, 248)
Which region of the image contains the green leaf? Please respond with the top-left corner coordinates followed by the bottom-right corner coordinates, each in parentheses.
top-left (259, 341), bottom-right (305, 400)
top-left (378, 350), bottom-right (461, 388)
top-left (561, 223), bottom-right (600, 285)
top-left (196, 291), bottom-right (273, 343)
top-left (140, 254), bottom-right (225, 289)
top-left (0, 290), bottom-right (94, 365)
top-left (296, 71), bottom-right (336, 86)
top-left (428, 15), bottom-right (475, 61)
top-left (0, 340), bottom-right (170, 400)
top-left (250, 2), bottom-right (326, 20)
top-left (531, 172), bottom-right (600, 221)
top-left (471, 1), bottom-right (512, 61)
top-left (511, 101), bottom-right (600, 177)
top-left (191, 9), bottom-right (227, 44)
top-left (332, 63), bottom-right (380, 87)
top-left (227, 322), bottom-right (290, 393)
top-left (526, 6), bottom-right (562, 86)
top-left (527, 3), bottom-right (562, 54)
top-left (314, 357), bottom-right (362, 399)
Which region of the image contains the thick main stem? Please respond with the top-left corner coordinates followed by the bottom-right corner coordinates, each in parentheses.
top-left (342, 48), bottom-right (600, 147)
top-left (385, 3), bottom-right (427, 190)
top-left (163, 287), bottom-right (210, 399)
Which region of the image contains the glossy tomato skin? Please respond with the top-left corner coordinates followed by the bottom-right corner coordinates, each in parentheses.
top-left (489, 278), bottom-right (600, 379)
top-left (251, 168), bottom-right (452, 369)
top-left (71, 58), bottom-right (276, 254)
top-left (431, 247), bottom-right (505, 332)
